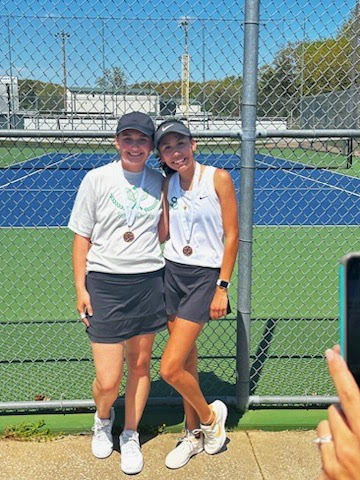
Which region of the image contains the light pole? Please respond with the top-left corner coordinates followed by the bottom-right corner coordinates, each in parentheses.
top-left (351, 2), bottom-right (359, 128)
top-left (202, 21), bottom-right (206, 128)
top-left (347, 1), bottom-right (360, 167)
top-left (179, 16), bottom-right (190, 124)
top-left (7, 16), bottom-right (15, 128)
top-left (299, 19), bottom-right (306, 129)
top-left (55, 30), bottom-right (70, 112)
top-left (101, 19), bottom-right (106, 128)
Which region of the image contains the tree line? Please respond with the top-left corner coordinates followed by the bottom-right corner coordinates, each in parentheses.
top-left (17, 8), bottom-right (359, 119)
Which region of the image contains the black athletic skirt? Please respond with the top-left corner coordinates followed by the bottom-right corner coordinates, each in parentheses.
top-left (85, 269), bottom-right (167, 343)
top-left (164, 259), bottom-right (231, 323)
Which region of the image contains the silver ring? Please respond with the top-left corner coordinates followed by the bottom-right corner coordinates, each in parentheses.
top-left (79, 312), bottom-right (87, 320)
top-left (313, 434), bottom-right (333, 445)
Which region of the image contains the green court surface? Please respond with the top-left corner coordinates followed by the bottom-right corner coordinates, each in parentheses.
top-left (258, 145), bottom-right (352, 171)
top-left (0, 141), bottom-right (115, 168)
top-left (1, 226), bottom-right (359, 321)
top-left (1, 225), bottom-right (358, 403)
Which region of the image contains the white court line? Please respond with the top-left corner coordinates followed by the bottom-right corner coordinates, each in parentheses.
top-left (256, 153), bottom-right (360, 181)
top-left (254, 186), bottom-right (335, 190)
top-left (255, 224), bottom-right (360, 228)
top-left (2, 224), bottom-right (357, 229)
top-left (0, 226), bottom-right (69, 229)
top-left (2, 189), bottom-right (76, 192)
top-left (256, 158), bottom-right (360, 199)
top-left (0, 153), bottom-right (79, 189)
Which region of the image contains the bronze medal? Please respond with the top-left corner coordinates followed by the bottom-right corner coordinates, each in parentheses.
top-left (123, 231), bottom-right (135, 242)
top-left (183, 245), bottom-right (193, 256)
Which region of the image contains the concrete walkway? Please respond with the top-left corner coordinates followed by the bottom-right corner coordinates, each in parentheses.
top-left (1, 430), bottom-right (321, 480)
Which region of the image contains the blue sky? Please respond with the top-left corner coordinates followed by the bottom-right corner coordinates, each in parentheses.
top-left (0, 0), bottom-right (357, 87)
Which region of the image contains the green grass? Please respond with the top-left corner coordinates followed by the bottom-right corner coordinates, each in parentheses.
top-left (1, 419), bottom-right (62, 441)
top-left (0, 409), bottom-right (329, 434)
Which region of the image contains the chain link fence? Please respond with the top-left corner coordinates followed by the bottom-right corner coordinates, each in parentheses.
top-left (1, 0), bottom-right (359, 411)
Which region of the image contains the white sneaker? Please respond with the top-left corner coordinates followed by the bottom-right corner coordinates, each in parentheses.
top-left (120, 430), bottom-right (144, 475)
top-left (91, 407), bottom-right (115, 458)
top-left (165, 429), bottom-right (204, 469)
top-left (200, 400), bottom-right (228, 454)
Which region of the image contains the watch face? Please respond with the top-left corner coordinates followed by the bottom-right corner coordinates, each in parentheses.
top-left (217, 280), bottom-right (229, 288)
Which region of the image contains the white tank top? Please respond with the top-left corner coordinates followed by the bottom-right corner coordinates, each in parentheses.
top-left (164, 165), bottom-right (224, 268)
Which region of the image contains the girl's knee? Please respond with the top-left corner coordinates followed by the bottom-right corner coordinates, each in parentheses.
top-left (126, 353), bottom-right (151, 377)
top-left (94, 376), bottom-right (119, 395)
top-left (160, 357), bottom-right (181, 384)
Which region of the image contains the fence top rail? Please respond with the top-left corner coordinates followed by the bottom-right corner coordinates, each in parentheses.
top-left (0, 129), bottom-right (242, 139)
top-left (258, 129), bottom-right (360, 138)
top-left (1, 128), bottom-right (360, 139)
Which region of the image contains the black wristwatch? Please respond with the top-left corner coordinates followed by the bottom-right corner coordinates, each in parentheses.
top-left (216, 279), bottom-right (230, 290)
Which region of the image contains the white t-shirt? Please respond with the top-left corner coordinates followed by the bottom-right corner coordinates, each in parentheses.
top-left (68, 160), bottom-right (165, 274)
top-left (164, 165), bottom-right (224, 268)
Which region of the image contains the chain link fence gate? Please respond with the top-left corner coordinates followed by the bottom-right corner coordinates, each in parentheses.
top-left (0, 0), bottom-right (359, 411)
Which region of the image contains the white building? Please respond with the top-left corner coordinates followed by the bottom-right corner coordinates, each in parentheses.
top-left (0, 76), bottom-right (19, 113)
top-left (66, 87), bottom-right (160, 116)
top-left (2, 79), bottom-right (286, 132)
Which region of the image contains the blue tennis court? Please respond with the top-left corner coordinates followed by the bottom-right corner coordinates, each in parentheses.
top-left (1, 152), bottom-right (360, 226)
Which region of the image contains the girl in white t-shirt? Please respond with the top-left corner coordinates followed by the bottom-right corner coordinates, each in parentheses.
top-left (155, 120), bottom-right (239, 469)
top-left (68, 112), bottom-right (167, 475)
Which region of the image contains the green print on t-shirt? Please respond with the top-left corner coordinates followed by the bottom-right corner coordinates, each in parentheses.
top-left (109, 186), bottom-right (159, 218)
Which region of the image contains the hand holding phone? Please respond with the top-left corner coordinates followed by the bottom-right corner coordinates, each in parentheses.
top-left (339, 253), bottom-right (360, 387)
top-left (316, 346), bottom-right (360, 480)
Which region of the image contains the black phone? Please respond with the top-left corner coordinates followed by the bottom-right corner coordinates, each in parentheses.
top-left (339, 253), bottom-right (360, 387)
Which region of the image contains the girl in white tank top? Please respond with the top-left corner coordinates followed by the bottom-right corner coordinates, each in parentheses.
top-left (155, 119), bottom-right (239, 468)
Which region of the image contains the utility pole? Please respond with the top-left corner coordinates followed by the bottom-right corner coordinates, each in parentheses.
top-left (179, 16), bottom-right (190, 125)
top-left (348, 2), bottom-right (359, 167)
top-left (7, 16), bottom-right (15, 128)
top-left (351, 3), bottom-right (359, 127)
top-left (55, 30), bottom-right (70, 112)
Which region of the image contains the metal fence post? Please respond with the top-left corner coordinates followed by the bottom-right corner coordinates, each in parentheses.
top-left (236, 0), bottom-right (260, 411)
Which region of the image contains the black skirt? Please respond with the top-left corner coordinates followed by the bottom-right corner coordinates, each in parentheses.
top-left (85, 269), bottom-right (167, 343)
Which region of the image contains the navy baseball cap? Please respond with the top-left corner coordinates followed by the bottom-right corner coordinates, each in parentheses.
top-left (116, 112), bottom-right (155, 138)
top-left (154, 120), bottom-right (191, 148)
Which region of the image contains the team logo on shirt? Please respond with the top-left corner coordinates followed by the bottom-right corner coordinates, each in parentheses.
top-left (169, 196), bottom-right (178, 209)
top-left (110, 186), bottom-right (159, 219)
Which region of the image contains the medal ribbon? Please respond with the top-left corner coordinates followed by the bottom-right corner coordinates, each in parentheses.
top-left (174, 162), bottom-right (200, 245)
top-left (118, 161), bottom-right (147, 230)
